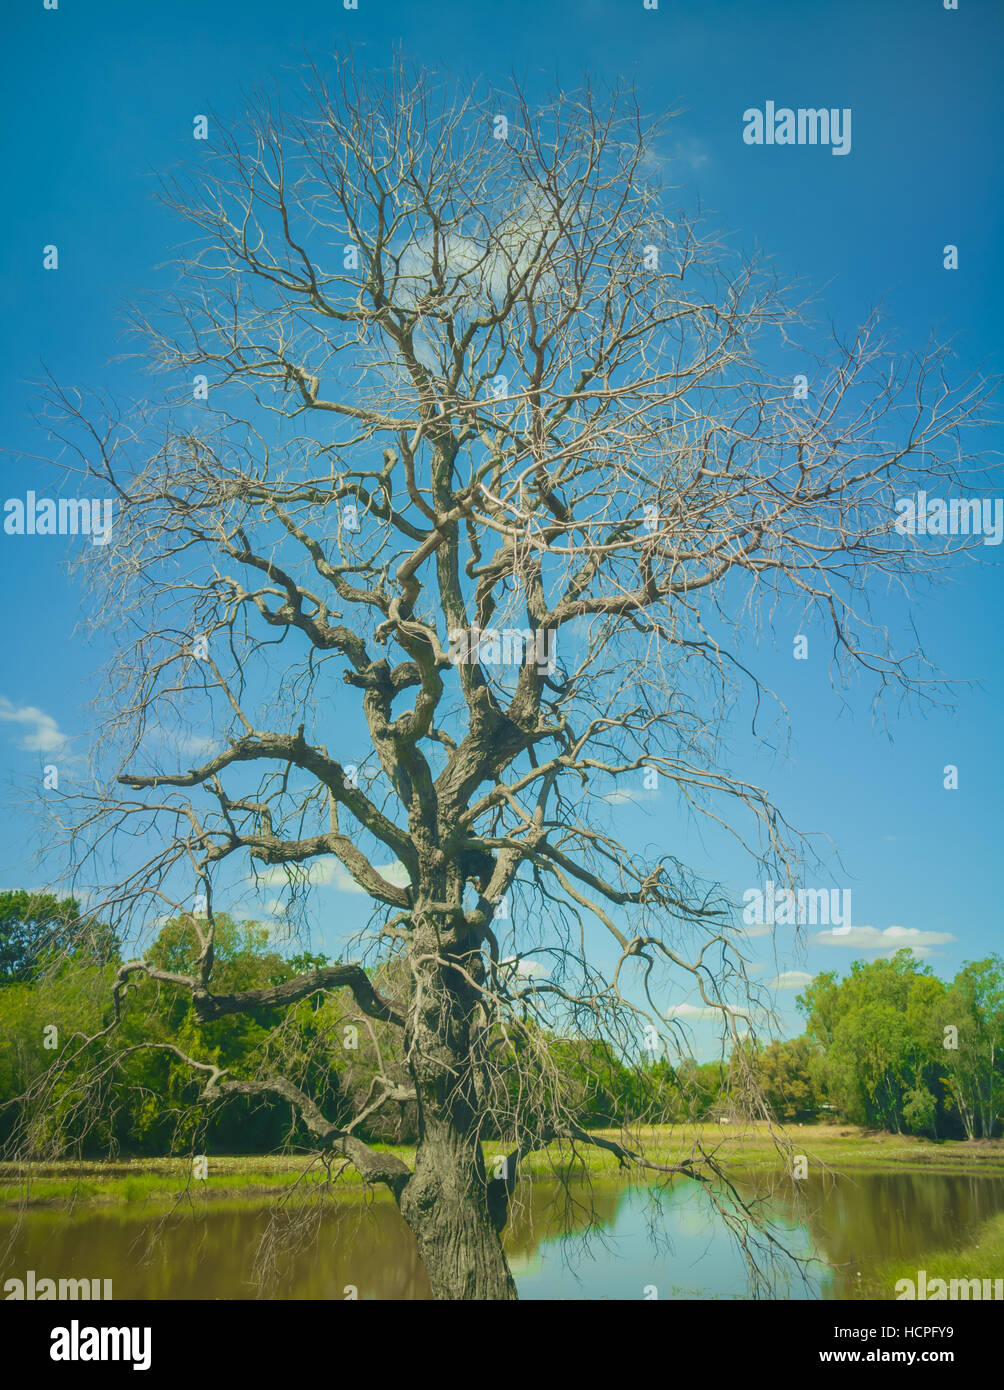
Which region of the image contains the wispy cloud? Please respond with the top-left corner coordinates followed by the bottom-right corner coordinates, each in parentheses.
top-left (670, 137), bottom-right (711, 172)
top-left (499, 956), bottom-right (549, 980)
top-left (597, 785), bottom-right (659, 806)
top-left (666, 1001), bottom-right (737, 1020)
top-left (0, 697), bottom-right (71, 754)
top-left (767, 970), bottom-right (814, 991)
top-left (811, 925), bottom-right (956, 959)
top-left (150, 725), bottom-right (219, 760)
top-left (333, 861), bottom-right (411, 895)
top-left (733, 922), bottom-right (773, 939)
top-left (254, 859), bottom-right (411, 895)
top-left (254, 861), bottom-right (341, 888)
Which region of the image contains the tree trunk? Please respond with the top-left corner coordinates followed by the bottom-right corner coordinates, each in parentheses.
top-left (400, 1119), bottom-right (517, 1300)
top-left (397, 917), bottom-right (518, 1300)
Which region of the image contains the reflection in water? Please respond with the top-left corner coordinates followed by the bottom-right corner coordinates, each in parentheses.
top-left (788, 1171), bottom-right (1004, 1299)
top-left (509, 1178), bottom-right (819, 1300)
top-left (1, 1172), bottom-right (1001, 1301)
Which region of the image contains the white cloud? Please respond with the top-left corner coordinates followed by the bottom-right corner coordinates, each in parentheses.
top-left (336, 861), bottom-right (411, 894)
top-left (664, 1001), bottom-right (765, 1026)
top-left (670, 137), bottom-right (710, 171)
top-left (255, 861), bottom-right (339, 888)
top-left (615, 142), bottom-right (677, 178)
top-left (256, 859), bottom-right (411, 895)
top-left (0, 697), bottom-right (70, 753)
top-left (767, 970), bottom-right (814, 991)
top-left (665, 1002), bottom-right (734, 1020)
top-left (393, 191), bottom-right (568, 311)
top-left (499, 956), bottom-right (549, 980)
top-left (811, 925), bottom-right (956, 959)
top-left (597, 786), bottom-right (658, 806)
top-left (733, 922), bottom-right (773, 939)
top-left (163, 730), bottom-right (218, 759)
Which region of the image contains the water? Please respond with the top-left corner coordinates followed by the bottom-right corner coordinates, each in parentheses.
top-left (2, 1172), bottom-right (1002, 1300)
top-left (513, 1172), bottom-right (1004, 1300)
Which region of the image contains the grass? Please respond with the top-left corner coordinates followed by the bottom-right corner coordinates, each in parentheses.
top-left (2, 1123), bottom-right (1002, 1210)
top-left (855, 1210), bottom-right (1004, 1299)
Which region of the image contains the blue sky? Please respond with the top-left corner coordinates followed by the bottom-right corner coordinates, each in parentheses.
top-left (0, 0), bottom-right (1001, 1051)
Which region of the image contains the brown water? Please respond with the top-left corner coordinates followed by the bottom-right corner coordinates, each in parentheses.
top-left (2, 1171), bottom-right (1002, 1300)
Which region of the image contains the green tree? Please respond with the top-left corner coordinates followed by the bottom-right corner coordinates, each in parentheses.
top-left (798, 952), bottom-right (945, 1133)
top-left (753, 1036), bottom-right (823, 1122)
top-left (0, 891), bottom-right (117, 984)
top-left (941, 958), bottom-right (1004, 1139)
top-left (902, 1086), bottom-right (938, 1137)
top-left (797, 972), bottom-right (842, 1050)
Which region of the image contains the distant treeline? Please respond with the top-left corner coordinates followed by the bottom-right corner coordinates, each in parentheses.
top-left (0, 890), bottom-right (1000, 1155)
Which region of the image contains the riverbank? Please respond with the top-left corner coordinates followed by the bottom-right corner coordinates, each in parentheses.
top-left (2, 1123), bottom-right (1002, 1209)
top-left (851, 1209), bottom-right (1004, 1300)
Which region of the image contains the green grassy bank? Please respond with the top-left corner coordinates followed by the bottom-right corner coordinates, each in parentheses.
top-left (854, 1210), bottom-right (1004, 1300)
top-left (2, 1122), bottom-right (1002, 1210)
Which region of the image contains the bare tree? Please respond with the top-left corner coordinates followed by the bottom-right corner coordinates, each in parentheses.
top-left (17, 52), bottom-right (995, 1299)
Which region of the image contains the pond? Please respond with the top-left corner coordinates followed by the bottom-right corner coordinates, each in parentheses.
top-left (2, 1171), bottom-right (1002, 1300)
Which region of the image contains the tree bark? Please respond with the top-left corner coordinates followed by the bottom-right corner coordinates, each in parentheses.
top-left (397, 919), bottom-right (518, 1300)
top-left (400, 1117), bottom-right (517, 1300)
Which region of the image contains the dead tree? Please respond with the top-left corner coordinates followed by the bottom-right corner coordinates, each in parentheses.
top-left (23, 52), bottom-right (995, 1299)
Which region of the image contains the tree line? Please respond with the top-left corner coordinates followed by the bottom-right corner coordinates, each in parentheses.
top-left (0, 891), bottom-right (1000, 1156)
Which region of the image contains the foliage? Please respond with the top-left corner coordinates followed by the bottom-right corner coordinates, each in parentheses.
top-left (3, 902), bottom-right (1000, 1154)
top-left (0, 890), bottom-right (118, 984)
top-left (797, 949), bottom-right (1004, 1138)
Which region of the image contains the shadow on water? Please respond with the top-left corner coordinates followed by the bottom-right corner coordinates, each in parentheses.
top-left (2, 1171), bottom-right (1002, 1300)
